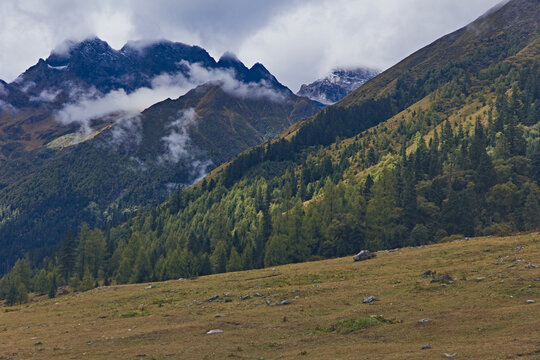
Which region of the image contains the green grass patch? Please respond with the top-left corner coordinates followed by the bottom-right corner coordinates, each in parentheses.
top-left (4, 307), bottom-right (20, 313)
top-left (120, 310), bottom-right (150, 318)
top-left (330, 315), bottom-right (394, 334)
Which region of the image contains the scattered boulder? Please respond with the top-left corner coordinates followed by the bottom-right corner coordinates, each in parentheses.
top-left (516, 246), bottom-right (523, 252)
top-left (253, 293), bottom-right (263, 297)
top-left (34, 341), bottom-right (43, 346)
top-left (418, 318), bottom-right (432, 323)
top-left (363, 296), bottom-right (378, 304)
top-left (421, 270), bottom-right (434, 278)
top-left (241, 295), bottom-right (251, 300)
top-left (525, 264), bottom-right (537, 269)
top-left (144, 285), bottom-right (152, 290)
top-left (526, 300), bottom-right (535, 304)
top-left (280, 300), bottom-right (291, 305)
top-left (206, 329), bottom-right (223, 335)
top-left (353, 250), bottom-right (376, 262)
top-left (443, 353), bottom-right (457, 358)
top-left (422, 345), bottom-right (432, 350)
top-left (207, 295), bottom-right (219, 302)
top-left (430, 274), bottom-right (453, 284)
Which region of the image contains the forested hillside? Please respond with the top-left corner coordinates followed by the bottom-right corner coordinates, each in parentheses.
top-left (0, 43), bottom-right (320, 273)
top-left (1, 0), bottom-right (539, 302)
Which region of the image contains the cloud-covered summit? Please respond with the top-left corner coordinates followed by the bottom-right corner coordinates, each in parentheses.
top-left (0, 0), bottom-right (504, 91)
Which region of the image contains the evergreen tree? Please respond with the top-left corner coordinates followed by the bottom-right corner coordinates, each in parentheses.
top-left (522, 188), bottom-right (540, 230)
top-left (59, 229), bottom-right (77, 282)
top-left (264, 234), bottom-right (289, 267)
top-left (33, 269), bottom-right (49, 295)
top-left (211, 241), bottom-right (228, 273)
top-left (79, 267), bottom-right (94, 292)
top-left (5, 279), bottom-right (19, 306)
top-left (226, 247), bottom-right (243, 272)
top-left (198, 253), bottom-right (213, 276)
top-left (48, 273), bottom-right (57, 299)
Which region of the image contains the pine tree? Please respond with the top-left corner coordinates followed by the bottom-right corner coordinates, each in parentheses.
top-left (79, 267), bottom-right (94, 292)
top-left (33, 269), bottom-right (49, 295)
top-left (5, 279), bottom-right (19, 306)
top-left (59, 229), bottom-right (77, 282)
top-left (226, 247), bottom-right (243, 272)
top-left (264, 234), bottom-right (289, 267)
top-left (363, 174), bottom-right (374, 199)
top-left (522, 189), bottom-right (540, 230)
top-left (198, 253), bottom-right (213, 276)
top-left (48, 273), bottom-right (57, 299)
top-left (211, 241), bottom-right (228, 274)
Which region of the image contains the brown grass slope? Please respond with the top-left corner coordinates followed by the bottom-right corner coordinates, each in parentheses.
top-left (1, 233), bottom-right (538, 359)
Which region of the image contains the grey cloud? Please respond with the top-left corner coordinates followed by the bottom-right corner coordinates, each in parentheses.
top-left (160, 107), bottom-right (213, 184)
top-left (30, 89), bottom-right (61, 102)
top-left (160, 108), bottom-right (198, 163)
top-left (0, 0), bottom-right (503, 91)
top-left (54, 61), bottom-right (288, 134)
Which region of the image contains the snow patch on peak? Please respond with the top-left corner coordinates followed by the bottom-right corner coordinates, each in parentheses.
top-left (297, 67), bottom-right (380, 105)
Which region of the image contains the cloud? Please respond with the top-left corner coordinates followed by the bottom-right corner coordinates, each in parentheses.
top-left (237, 0), bottom-right (505, 91)
top-left (54, 80), bottom-right (193, 134)
top-left (30, 89), bottom-right (61, 102)
top-left (0, 1), bottom-right (502, 91)
top-left (0, 99), bottom-right (16, 113)
top-left (0, 83), bottom-right (7, 96)
top-left (160, 107), bottom-right (213, 185)
top-left (110, 115), bottom-right (142, 147)
top-left (160, 108), bottom-right (198, 163)
top-left (183, 61), bottom-right (287, 102)
top-left (54, 61), bottom-right (288, 134)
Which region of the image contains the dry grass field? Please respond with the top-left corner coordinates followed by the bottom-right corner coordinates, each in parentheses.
top-left (1, 233), bottom-right (539, 359)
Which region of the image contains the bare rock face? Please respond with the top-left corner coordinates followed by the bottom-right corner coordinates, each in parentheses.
top-left (353, 250), bottom-right (376, 262)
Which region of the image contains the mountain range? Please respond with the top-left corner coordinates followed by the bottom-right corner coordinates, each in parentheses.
top-left (0, 0), bottom-right (538, 298)
top-left (0, 39), bottom-right (320, 270)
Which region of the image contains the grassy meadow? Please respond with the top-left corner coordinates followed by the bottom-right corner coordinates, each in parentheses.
top-left (1, 233), bottom-right (539, 359)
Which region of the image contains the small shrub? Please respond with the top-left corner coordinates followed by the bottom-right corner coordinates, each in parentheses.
top-left (440, 234), bottom-right (465, 243)
top-left (120, 310), bottom-right (149, 318)
top-left (330, 316), bottom-right (392, 334)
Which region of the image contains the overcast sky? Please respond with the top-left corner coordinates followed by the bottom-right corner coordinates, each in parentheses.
top-left (0, 0), bottom-right (503, 91)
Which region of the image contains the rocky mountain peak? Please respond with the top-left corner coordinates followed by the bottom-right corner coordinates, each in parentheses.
top-left (297, 67), bottom-right (379, 105)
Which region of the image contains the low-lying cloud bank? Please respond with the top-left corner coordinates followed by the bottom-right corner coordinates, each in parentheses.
top-left (54, 61), bottom-right (288, 135)
top-left (160, 108), bottom-right (198, 163)
top-left (160, 107), bottom-right (213, 185)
